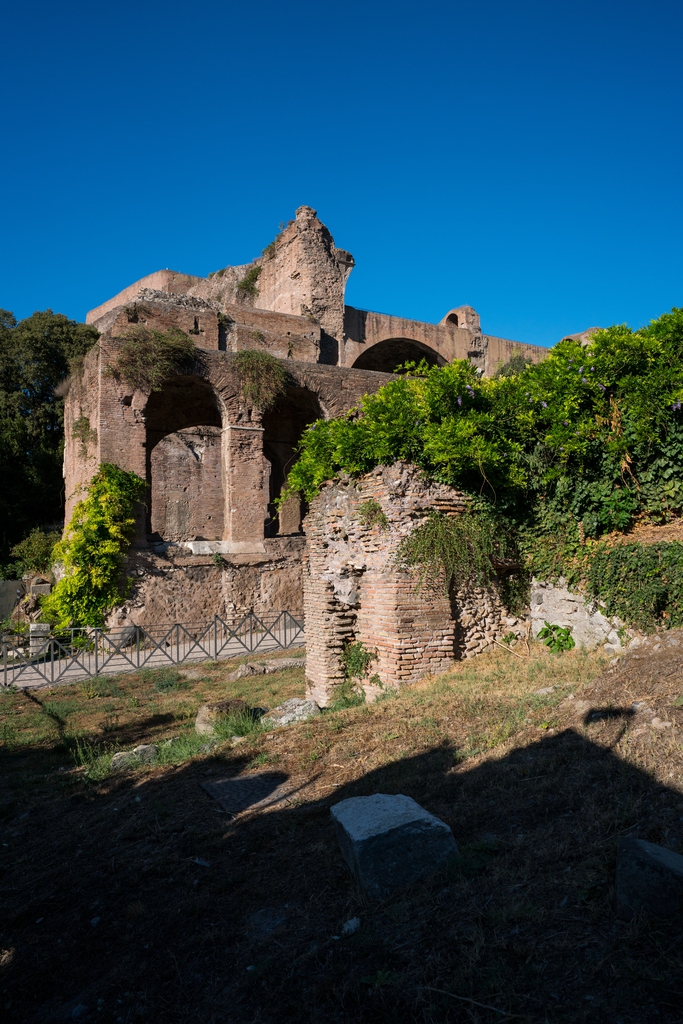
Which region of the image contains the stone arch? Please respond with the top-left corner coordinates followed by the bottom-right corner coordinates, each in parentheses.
top-left (144, 375), bottom-right (225, 543)
top-left (351, 338), bottom-right (446, 372)
top-left (261, 386), bottom-right (323, 536)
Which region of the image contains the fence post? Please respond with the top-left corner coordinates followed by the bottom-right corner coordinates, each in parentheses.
top-left (213, 615), bottom-right (217, 660)
top-left (94, 630), bottom-right (99, 676)
top-left (3, 641), bottom-right (6, 689)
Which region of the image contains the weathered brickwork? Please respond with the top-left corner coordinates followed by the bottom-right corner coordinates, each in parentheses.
top-left (69, 206), bottom-right (566, 630)
top-left (303, 464), bottom-right (515, 706)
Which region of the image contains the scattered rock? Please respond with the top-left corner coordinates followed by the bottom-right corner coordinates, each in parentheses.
top-left (261, 698), bottom-right (321, 728)
top-left (133, 744), bottom-right (157, 762)
top-left (195, 699), bottom-right (249, 736)
top-left (616, 837), bottom-right (683, 920)
top-left (226, 657), bottom-right (305, 682)
top-left (110, 751), bottom-right (137, 771)
top-left (650, 717), bottom-right (673, 731)
top-left (534, 686), bottom-right (554, 695)
top-left (330, 793), bottom-right (459, 897)
top-left (341, 916), bottom-right (361, 935)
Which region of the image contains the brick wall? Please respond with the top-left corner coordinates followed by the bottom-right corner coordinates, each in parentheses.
top-left (303, 463), bottom-right (516, 706)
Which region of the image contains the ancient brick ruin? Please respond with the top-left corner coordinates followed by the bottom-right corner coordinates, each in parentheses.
top-left (304, 464), bottom-right (518, 706)
top-left (64, 206), bottom-right (544, 631)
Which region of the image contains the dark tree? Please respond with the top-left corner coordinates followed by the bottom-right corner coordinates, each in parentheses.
top-left (0, 309), bottom-right (99, 573)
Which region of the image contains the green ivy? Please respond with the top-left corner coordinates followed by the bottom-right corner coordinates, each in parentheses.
top-left (280, 307), bottom-right (683, 627)
top-left (42, 464), bottom-right (146, 628)
top-left (585, 541), bottom-right (683, 632)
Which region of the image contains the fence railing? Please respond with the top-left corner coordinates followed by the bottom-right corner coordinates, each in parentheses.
top-left (2, 612), bottom-right (304, 689)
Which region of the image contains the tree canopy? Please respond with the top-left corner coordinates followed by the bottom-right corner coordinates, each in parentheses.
top-left (284, 308), bottom-right (683, 540)
top-left (0, 309), bottom-right (98, 574)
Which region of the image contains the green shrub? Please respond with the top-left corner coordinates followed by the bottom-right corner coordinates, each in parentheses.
top-left (537, 622), bottom-right (576, 653)
top-left (108, 326), bottom-right (195, 392)
top-left (396, 510), bottom-right (514, 594)
top-left (231, 349), bottom-right (287, 410)
top-left (586, 541), bottom-right (683, 632)
top-left (235, 265), bottom-right (262, 300)
top-left (341, 639), bottom-right (377, 679)
top-left (41, 464), bottom-right (146, 627)
top-left (357, 498), bottom-right (388, 530)
top-left (9, 528), bottom-right (60, 576)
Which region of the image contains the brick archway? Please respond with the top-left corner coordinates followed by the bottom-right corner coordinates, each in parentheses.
top-left (351, 337), bottom-right (446, 372)
top-left (144, 375), bottom-right (225, 544)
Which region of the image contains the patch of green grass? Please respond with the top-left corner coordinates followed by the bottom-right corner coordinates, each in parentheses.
top-left (156, 731), bottom-right (213, 765)
top-left (70, 738), bottom-right (115, 781)
top-left (141, 667), bottom-right (186, 693)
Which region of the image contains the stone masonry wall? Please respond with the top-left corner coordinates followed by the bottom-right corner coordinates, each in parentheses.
top-left (107, 537), bottom-right (306, 629)
top-left (303, 463), bottom-right (514, 707)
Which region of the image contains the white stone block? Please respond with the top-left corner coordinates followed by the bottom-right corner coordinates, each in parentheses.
top-left (330, 793), bottom-right (459, 896)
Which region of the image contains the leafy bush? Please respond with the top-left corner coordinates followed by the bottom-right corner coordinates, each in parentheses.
top-left (9, 528), bottom-right (60, 576)
top-left (236, 265), bottom-right (262, 300)
top-left (108, 326), bottom-right (195, 392)
top-left (41, 464), bottom-right (147, 627)
top-left (231, 349), bottom-right (287, 410)
top-left (586, 541), bottom-right (683, 632)
top-left (341, 639), bottom-right (377, 679)
top-left (537, 622), bottom-right (576, 653)
top-left (357, 499), bottom-right (388, 530)
top-left (280, 307), bottom-right (683, 625)
top-left (396, 510), bottom-right (517, 595)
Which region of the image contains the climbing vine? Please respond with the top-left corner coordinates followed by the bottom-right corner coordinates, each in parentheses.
top-left (42, 464), bottom-right (147, 628)
top-left (279, 307), bottom-right (683, 629)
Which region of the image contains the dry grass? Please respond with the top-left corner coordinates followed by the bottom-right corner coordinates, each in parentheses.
top-left (1, 639), bottom-right (683, 1023)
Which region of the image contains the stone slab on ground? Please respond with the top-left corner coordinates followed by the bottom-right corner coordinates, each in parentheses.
top-left (201, 771), bottom-right (294, 815)
top-left (261, 697), bottom-right (321, 728)
top-left (330, 793), bottom-right (459, 897)
top-left (227, 657), bottom-right (306, 682)
top-left (195, 698), bottom-right (249, 736)
top-left (616, 837), bottom-right (683, 920)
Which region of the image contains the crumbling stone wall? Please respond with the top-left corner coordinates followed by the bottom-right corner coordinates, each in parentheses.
top-left (107, 537), bottom-right (306, 628)
top-left (303, 463), bottom-right (515, 706)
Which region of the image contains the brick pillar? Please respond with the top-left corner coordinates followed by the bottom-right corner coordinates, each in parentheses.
top-left (223, 424), bottom-right (266, 553)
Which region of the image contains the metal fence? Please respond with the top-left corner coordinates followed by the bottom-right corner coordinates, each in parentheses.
top-left (2, 612), bottom-right (305, 689)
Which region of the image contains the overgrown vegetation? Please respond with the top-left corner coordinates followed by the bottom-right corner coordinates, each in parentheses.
top-left (537, 621), bottom-right (576, 653)
top-left (231, 349), bottom-right (287, 410)
top-left (586, 540), bottom-right (683, 632)
top-left (108, 325), bottom-right (195, 392)
top-left (71, 414), bottom-right (97, 458)
top-left (357, 498), bottom-right (389, 530)
top-left (235, 264), bottom-right (262, 300)
top-left (42, 464), bottom-right (147, 627)
top-left (282, 307), bottom-right (683, 629)
top-left (0, 308), bottom-right (99, 568)
top-left (396, 509), bottom-right (512, 593)
top-left (8, 527), bottom-right (61, 576)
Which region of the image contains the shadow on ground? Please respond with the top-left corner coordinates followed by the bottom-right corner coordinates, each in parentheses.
top-left (1, 705), bottom-right (682, 1024)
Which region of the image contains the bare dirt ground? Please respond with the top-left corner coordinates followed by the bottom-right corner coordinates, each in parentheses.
top-left (1, 637), bottom-right (683, 1024)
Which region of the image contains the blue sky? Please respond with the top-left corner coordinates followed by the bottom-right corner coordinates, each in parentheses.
top-left (2, 0), bottom-right (681, 347)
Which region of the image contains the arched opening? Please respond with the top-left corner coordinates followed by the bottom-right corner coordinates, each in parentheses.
top-left (144, 376), bottom-right (224, 543)
top-left (352, 338), bottom-right (446, 372)
top-left (446, 313), bottom-right (459, 327)
top-left (262, 387), bottom-right (323, 536)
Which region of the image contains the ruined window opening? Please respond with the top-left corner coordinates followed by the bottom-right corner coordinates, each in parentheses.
top-left (351, 338), bottom-right (446, 373)
top-left (262, 387), bottom-right (322, 537)
top-left (446, 313), bottom-right (459, 327)
top-left (144, 375), bottom-right (223, 543)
